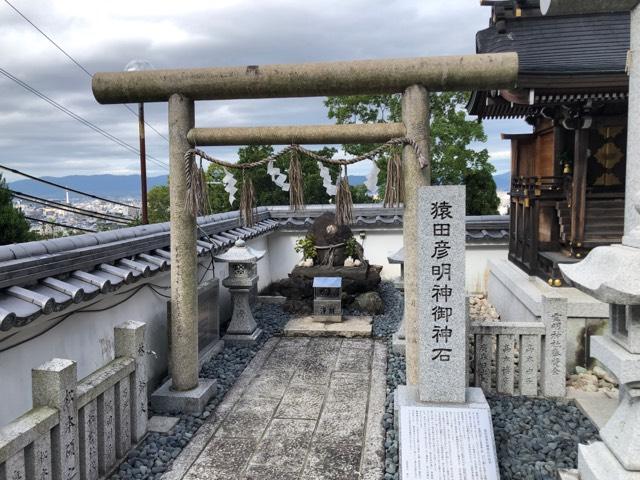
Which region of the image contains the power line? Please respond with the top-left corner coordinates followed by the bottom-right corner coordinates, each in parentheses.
top-left (2, 0), bottom-right (169, 143)
top-left (0, 67), bottom-right (169, 170)
top-left (0, 164), bottom-right (140, 209)
top-left (24, 216), bottom-right (97, 233)
top-left (12, 190), bottom-right (133, 224)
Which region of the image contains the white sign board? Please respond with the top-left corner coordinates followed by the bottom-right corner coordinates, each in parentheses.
top-left (399, 406), bottom-right (499, 480)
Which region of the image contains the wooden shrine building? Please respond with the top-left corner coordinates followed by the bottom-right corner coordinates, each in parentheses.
top-left (468, 0), bottom-right (630, 284)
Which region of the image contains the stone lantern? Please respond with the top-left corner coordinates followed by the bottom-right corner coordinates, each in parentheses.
top-left (215, 239), bottom-right (265, 345)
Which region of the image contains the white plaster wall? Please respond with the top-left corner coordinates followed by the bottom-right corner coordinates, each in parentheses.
top-left (0, 259), bottom-right (216, 426)
top-left (466, 245), bottom-right (509, 294)
top-left (0, 237), bottom-right (273, 427)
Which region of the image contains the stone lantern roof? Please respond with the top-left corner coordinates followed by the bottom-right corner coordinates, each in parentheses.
top-left (214, 239), bottom-right (265, 263)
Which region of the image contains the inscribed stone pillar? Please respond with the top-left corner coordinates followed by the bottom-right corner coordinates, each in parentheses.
top-left (168, 93), bottom-right (198, 391)
top-left (32, 359), bottom-right (79, 480)
top-left (114, 321), bottom-right (147, 441)
top-left (541, 294), bottom-right (568, 398)
top-left (401, 84), bottom-right (430, 386)
top-left (417, 185), bottom-right (466, 403)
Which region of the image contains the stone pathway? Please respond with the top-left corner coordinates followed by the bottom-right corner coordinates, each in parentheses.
top-left (164, 336), bottom-right (386, 480)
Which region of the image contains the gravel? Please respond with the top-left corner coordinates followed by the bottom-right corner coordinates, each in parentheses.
top-left (112, 302), bottom-right (290, 480)
top-left (374, 283), bottom-right (600, 480)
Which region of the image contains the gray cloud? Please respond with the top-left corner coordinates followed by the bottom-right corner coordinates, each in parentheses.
top-left (0, 0), bottom-right (526, 181)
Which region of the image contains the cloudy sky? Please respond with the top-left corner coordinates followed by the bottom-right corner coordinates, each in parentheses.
top-left (0, 0), bottom-right (528, 182)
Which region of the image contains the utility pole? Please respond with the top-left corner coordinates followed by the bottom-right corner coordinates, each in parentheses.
top-left (124, 59), bottom-right (154, 224)
top-left (138, 102), bottom-right (148, 224)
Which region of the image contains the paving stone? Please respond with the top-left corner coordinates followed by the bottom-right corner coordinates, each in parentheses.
top-left (291, 339), bottom-right (342, 385)
top-left (315, 399), bottom-right (367, 442)
top-left (284, 315), bottom-right (373, 337)
top-left (184, 437), bottom-right (257, 480)
top-left (242, 465), bottom-right (303, 480)
top-left (261, 338), bottom-right (310, 371)
top-left (147, 415), bottom-right (180, 433)
top-left (341, 338), bottom-right (373, 350)
top-left (275, 384), bottom-right (326, 419)
top-left (325, 372), bottom-right (370, 404)
top-left (249, 419), bottom-right (315, 470)
top-left (215, 397), bottom-right (281, 438)
top-left (301, 441), bottom-right (362, 480)
top-left (242, 369), bottom-right (294, 399)
top-left (336, 346), bottom-right (373, 373)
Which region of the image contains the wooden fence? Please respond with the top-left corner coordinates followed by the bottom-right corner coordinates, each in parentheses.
top-left (0, 321), bottom-right (147, 480)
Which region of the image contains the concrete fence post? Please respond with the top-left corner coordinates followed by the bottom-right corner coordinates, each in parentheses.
top-left (32, 359), bottom-right (79, 480)
top-left (114, 321), bottom-right (147, 442)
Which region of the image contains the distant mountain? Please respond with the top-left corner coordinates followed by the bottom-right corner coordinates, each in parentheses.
top-left (9, 174), bottom-right (169, 201)
top-left (8, 171), bottom-right (510, 201)
top-left (348, 175), bottom-right (366, 186)
top-left (493, 172), bottom-right (511, 191)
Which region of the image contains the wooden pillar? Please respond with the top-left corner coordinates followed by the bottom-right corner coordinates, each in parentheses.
top-left (571, 128), bottom-right (589, 249)
top-left (401, 84), bottom-right (430, 386)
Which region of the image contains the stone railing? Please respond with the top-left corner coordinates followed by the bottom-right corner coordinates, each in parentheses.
top-left (470, 295), bottom-right (568, 397)
top-left (0, 321), bottom-right (147, 480)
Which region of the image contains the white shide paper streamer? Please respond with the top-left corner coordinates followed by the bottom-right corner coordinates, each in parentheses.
top-left (222, 169), bottom-right (237, 206)
top-left (317, 162), bottom-right (337, 196)
top-left (266, 160), bottom-right (290, 192)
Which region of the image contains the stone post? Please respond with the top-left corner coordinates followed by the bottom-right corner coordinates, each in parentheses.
top-left (32, 359), bottom-right (79, 480)
top-left (624, 6), bottom-right (640, 248)
top-left (541, 294), bottom-right (568, 398)
top-left (168, 93), bottom-right (198, 392)
top-left (114, 321), bottom-right (147, 442)
top-left (401, 84), bottom-right (430, 385)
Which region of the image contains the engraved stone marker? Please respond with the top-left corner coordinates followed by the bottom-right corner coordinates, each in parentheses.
top-left (399, 406), bottom-right (499, 480)
top-left (417, 186), bottom-right (466, 403)
top-left (541, 295), bottom-right (567, 397)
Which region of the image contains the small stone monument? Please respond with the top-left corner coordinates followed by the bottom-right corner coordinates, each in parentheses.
top-left (313, 277), bottom-right (342, 323)
top-left (396, 185), bottom-right (499, 480)
top-left (214, 239), bottom-right (264, 345)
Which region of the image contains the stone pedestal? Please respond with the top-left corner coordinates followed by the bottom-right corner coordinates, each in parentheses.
top-left (578, 442), bottom-right (640, 480)
top-left (150, 378), bottom-right (217, 414)
top-left (223, 287), bottom-right (263, 345)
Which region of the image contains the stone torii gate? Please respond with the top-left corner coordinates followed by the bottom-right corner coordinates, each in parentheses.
top-left (92, 54), bottom-right (518, 411)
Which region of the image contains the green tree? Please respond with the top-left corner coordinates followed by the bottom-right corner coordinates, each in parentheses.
top-left (147, 184), bottom-right (170, 224)
top-left (0, 174), bottom-right (34, 244)
top-left (206, 162), bottom-right (234, 214)
top-left (325, 92), bottom-right (499, 214)
top-left (350, 184), bottom-right (375, 204)
top-left (232, 145), bottom-right (341, 207)
top-left (464, 167), bottom-right (499, 215)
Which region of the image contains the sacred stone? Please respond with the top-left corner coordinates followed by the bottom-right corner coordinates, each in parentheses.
top-left (417, 185), bottom-right (466, 403)
top-left (399, 406), bottom-right (499, 480)
top-left (309, 212), bottom-right (363, 265)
